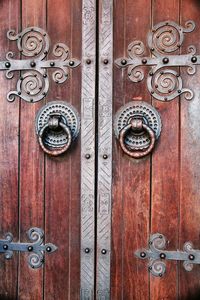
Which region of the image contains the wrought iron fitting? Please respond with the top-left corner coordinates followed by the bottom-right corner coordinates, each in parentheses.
top-left (115, 20), bottom-right (198, 102)
top-left (0, 27), bottom-right (80, 103)
top-left (114, 101), bottom-right (162, 158)
top-left (135, 233), bottom-right (200, 277)
top-left (0, 227), bottom-right (57, 269)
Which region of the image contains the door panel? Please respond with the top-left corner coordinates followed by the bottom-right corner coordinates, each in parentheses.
top-left (112, 0), bottom-right (200, 299)
top-left (0, 1), bottom-right (20, 299)
top-left (0, 0), bottom-right (82, 299)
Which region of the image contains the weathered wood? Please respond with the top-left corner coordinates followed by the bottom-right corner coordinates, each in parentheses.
top-left (18, 1), bottom-right (47, 299)
top-left (179, 0), bottom-right (200, 299)
top-left (112, 1), bottom-right (151, 299)
top-left (0, 1), bottom-right (20, 298)
top-left (44, 0), bottom-right (81, 299)
top-left (151, 1), bottom-right (180, 299)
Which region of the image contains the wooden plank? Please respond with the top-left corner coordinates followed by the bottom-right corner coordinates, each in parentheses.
top-left (0, 1), bottom-right (20, 298)
top-left (151, 0), bottom-right (180, 299)
top-left (112, 0), bottom-right (151, 298)
top-left (19, 1), bottom-right (46, 299)
top-left (44, 0), bottom-right (81, 299)
top-left (179, 1), bottom-right (200, 298)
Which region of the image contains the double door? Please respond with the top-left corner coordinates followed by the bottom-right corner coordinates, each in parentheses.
top-left (0, 0), bottom-right (200, 299)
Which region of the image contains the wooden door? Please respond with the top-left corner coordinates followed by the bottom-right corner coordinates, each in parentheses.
top-left (112, 0), bottom-right (200, 299)
top-left (0, 1), bottom-right (82, 299)
top-left (1, 0), bottom-right (200, 300)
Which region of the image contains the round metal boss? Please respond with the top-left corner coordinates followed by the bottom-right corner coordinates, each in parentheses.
top-left (36, 101), bottom-right (80, 149)
top-left (114, 101), bottom-right (162, 150)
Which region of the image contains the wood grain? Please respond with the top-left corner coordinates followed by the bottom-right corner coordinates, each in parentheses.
top-left (179, 0), bottom-right (200, 299)
top-left (18, 1), bottom-right (46, 299)
top-left (44, 0), bottom-right (81, 299)
top-left (151, 1), bottom-right (180, 299)
top-left (112, 0), bottom-right (151, 299)
top-left (0, 1), bottom-right (20, 299)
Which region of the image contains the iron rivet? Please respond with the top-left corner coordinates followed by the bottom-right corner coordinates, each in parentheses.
top-left (142, 58), bottom-right (147, 64)
top-left (5, 62), bottom-right (11, 68)
top-left (42, 92), bottom-right (46, 96)
top-left (191, 56), bottom-right (197, 63)
top-left (46, 246), bottom-right (52, 253)
top-left (103, 154), bottom-right (108, 159)
top-left (148, 266), bottom-right (152, 271)
top-left (151, 91), bottom-right (154, 94)
top-left (168, 89), bottom-right (171, 93)
top-left (3, 244), bottom-right (8, 250)
top-left (69, 61), bottom-right (75, 66)
top-left (163, 57), bottom-right (169, 64)
top-left (20, 77), bottom-right (23, 81)
top-left (86, 59), bottom-right (91, 65)
top-left (103, 59), bottom-right (109, 65)
top-left (32, 265), bottom-right (35, 269)
top-left (101, 249), bottom-right (107, 255)
top-left (85, 154), bottom-right (91, 159)
top-left (27, 246), bottom-right (33, 252)
top-left (27, 91), bottom-right (30, 95)
top-left (151, 48), bottom-right (154, 51)
top-left (189, 254), bottom-right (195, 261)
top-left (159, 273), bottom-right (163, 277)
top-left (44, 51), bottom-right (48, 55)
top-left (160, 253), bottom-right (166, 259)
top-left (140, 252), bottom-right (146, 258)
top-left (178, 90), bottom-right (181, 94)
top-left (85, 248), bottom-right (90, 254)
top-left (43, 74), bottom-right (47, 78)
top-left (149, 71), bottom-right (154, 76)
top-left (164, 97), bottom-right (168, 101)
top-left (18, 91), bottom-right (21, 95)
top-left (30, 61), bottom-right (36, 68)
top-left (30, 99), bottom-right (33, 103)
top-left (121, 59), bottom-right (127, 65)
top-left (155, 84), bottom-right (158, 88)
top-left (159, 235), bottom-right (163, 239)
top-left (50, 62), bottom-right (55, 67)
top-left (149, 241), bottom-right (152, 245)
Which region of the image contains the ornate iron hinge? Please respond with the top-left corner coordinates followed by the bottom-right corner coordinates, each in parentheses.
top-left (0, 27), bottom-right (80, 103)
top-left (0, 227), bottom-right (57, 269)
top-left (135, 233), bottom-right (200, 277)
top-left (115, 20), bottom-right (200, 102)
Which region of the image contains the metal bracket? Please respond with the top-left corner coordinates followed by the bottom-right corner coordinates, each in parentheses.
top-left (115, 20), bottom-right (200, 102)
top-left (0, 227), bottom-right (57, 269)
top-left (135, 233), bottom-right (200, 277)
top-left (1, 27), bottom-right (80, 103)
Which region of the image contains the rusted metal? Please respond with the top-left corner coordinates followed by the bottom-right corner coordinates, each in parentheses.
top-left (119, 119), bottom-right (156, 158)
top-left (35, 101), bottom-right (80, 156)
top-left (135, 233), bottom-right (200, 277)
top-left (0, 227), bottom-right (57, 269)
top-left (0, 27), bottom-right (80, 103)
top-left (115, 20), bottom-right (199, 102)
top-left (114, 101), bottom-right (162, 158)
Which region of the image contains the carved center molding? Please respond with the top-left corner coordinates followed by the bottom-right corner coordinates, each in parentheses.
top-left (0, 27), bottom-right (80, 103)
top-left (115, 20), bottom-right (200, 102)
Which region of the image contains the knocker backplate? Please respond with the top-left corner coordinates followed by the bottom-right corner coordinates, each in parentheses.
top-left (35, 101), bottom-right (80, 149)
top-left (114, 101), bottom-right (162, 150)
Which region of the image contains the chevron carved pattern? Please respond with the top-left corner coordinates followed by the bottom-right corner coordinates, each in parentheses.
top-left (81, 0), bottom-right (96, 299)
top-left (97, 1), bottom-right (113, 299)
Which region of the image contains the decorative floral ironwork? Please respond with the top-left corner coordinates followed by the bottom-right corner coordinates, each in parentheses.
top-left (0, 27), bottom-right (80, 103)
top-left (0, 227), bottom-right (57, 269)
top-left (135, 233), bottom-right (200, 277)
top-left (115, 20), bottom-right (198, 102)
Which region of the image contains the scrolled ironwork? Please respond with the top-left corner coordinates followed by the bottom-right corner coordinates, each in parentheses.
top-left (135, 233), bottom-right (200, 277)
top-left (0, 27), bottom-right (80, 103)
top-left (115, 20), bottom-right (198, 102)
top-left (0, 227), bottom-right (57, 269)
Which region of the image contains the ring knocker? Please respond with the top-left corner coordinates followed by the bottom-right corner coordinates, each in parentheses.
top-left (114, 101), bottom-right (162, 158)
top-left (36, 101), bottom-right (80, 156)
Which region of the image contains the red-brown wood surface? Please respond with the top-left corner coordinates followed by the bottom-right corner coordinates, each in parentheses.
top-left (112, 1), bottom-right (151, 299)
top-left (44, 1), bottom-right (81, 299)
top-left (151, 1), bottom-right (180, 299)
top-left (179, 1), bottom-right (200, 299)
top-left (0, 1), bottom-right (20, 299)
top-left (19, 1), bottom-right (47, 299)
